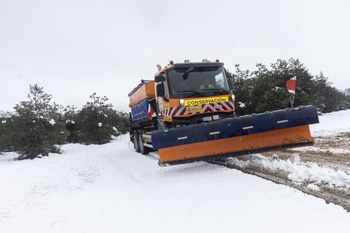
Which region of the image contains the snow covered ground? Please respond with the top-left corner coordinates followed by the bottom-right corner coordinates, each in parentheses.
top-left (226, 152), bottom-right (350, 190)
top-left (310, 110), bottom-right (350, 137)
top-left (1, 110), bottom-right (350, 232)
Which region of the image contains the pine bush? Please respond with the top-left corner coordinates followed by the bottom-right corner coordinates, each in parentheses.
top-left (11, 84), bottom-right (68, 159)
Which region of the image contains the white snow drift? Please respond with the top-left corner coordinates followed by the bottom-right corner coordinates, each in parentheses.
top-left (1, 110), bottom-right (350, 233)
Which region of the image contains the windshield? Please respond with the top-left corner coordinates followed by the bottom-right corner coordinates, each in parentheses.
top-left (167, 66), bottom-right (230, 98)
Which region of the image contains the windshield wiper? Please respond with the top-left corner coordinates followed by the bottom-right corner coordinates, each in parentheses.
top-left (188, 90), bottom-right (205, 97)
top-left (211, 88), bottom-right (230, 94)
top-left (174, 90), bottom-right (204, 97)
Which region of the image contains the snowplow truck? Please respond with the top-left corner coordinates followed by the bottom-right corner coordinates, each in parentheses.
top-left (129, 60), bottom-right (319, 166)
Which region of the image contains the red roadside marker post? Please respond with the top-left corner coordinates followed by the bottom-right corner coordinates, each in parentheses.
top-left (286, 76), bottom-right (296, 108)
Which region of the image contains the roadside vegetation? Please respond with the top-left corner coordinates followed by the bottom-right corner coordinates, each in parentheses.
top-left (230, 58), bottom-right (350, 115)
top-left (0, 84), bottom-right (130, 159)
top-left (1, 58), bottom-right (349, 159)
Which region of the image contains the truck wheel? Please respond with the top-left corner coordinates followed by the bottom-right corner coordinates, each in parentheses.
top-left (138, 133), bottom-right (150, 155)
top-left (133, 132), bottom-right (140, 153)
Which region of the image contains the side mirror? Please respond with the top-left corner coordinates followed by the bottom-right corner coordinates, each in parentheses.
top-left (156, 83), bottom-right (165, 97)
top-left (225, 70), bottom-right (235, 91)
top-left (228, 78), bottom-right (235, 91)
top-left (155, 75), bottom-right (165, 82)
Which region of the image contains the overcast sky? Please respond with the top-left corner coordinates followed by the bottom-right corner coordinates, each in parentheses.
top-left (1, 0), bottom-right (350, 112)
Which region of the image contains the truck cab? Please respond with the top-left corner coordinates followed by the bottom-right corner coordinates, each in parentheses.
top-left (154, 60), bottom-right (235, 128)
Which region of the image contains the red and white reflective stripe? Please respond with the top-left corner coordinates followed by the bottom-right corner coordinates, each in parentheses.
top-left (163, 102), bottom-right (235, 117)
top-left (173, 107), bottom-right (186, 116)
top-left (221, 101), bottom-right (234, 110)
top-left (204, 104), bottom-right (216, 112)
top-left (163, 106), bottom-right (186, 117)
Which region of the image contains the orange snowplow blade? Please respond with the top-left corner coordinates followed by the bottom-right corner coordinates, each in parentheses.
top-left (158, 125), bottom-right (314, 165)
top-left (152, 105), bottom-right (319, 166)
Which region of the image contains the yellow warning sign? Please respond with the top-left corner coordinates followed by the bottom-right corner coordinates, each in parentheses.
top-left (184, 96), bottom-right (229, 106)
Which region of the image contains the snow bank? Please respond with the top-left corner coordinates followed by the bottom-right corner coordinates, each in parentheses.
top-left (1, 109), bottom-right (350, 232)
top-left (1, 136), bottom-right (350, 233)
top-left (310, 109), bottom-right (350, 137)
top-left (290, 146), bottom-right (350, 155)
top-left (227, 153), bottom-right (350, 189)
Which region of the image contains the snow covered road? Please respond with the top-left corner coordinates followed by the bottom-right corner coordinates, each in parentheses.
top-left (1, 133), bottom-right (350, 233)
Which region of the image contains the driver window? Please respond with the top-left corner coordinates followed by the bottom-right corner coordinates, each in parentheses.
top-left (215, 73), bottom-right (225, 88)
top-left (199, 77), bottom-right (215, 89)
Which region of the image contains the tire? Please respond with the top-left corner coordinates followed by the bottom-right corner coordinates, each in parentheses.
top-left (138, 133), bottom-right (150, 155)
top-left (133, 132), bottom-right (140, 153)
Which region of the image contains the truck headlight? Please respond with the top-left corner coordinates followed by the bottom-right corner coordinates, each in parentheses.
top-left (179, 99), bottom-right (185, 106)
top-left (231, 94), bottom-right (236, 102)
